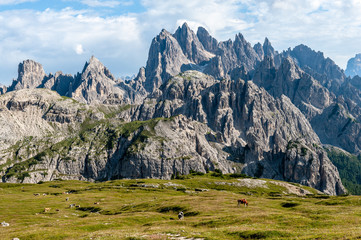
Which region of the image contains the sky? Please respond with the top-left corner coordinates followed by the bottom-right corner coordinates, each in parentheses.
top-left (1, 0), bottom-right (361, 85)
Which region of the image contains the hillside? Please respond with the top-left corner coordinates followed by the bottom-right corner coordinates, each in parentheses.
top-left (0, 174), bottom-right (360, 240)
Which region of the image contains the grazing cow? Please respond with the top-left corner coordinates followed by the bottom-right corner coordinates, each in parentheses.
top-left (237, 199), bottom-right (248, 207)
top-left (44, 208), bottom-right (51, 212)
top-left (69, 204), bottom-right (75, 208)
top-left (178, 211), bottom-right (184, 220)
top-left (94, 202), bottom-right (100, 205)
top-left (66, 197), bottom-right (69, 201)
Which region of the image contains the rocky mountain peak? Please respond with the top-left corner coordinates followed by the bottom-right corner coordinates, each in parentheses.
top-left (159, 28), bottom-right (172, 39)
top-left (253, 42), bottom-right (264, 60)
top-left (70, 56), bottom-right (129, 104)
top-left (345, 53), bottom-right (361, 77)
top-left (144, 27), bottom-right (189, 92)
top-left (277, 44), bottom-right (345, 91)
top-left (173, 22), bottom-right (214, 64)
top-left (196, 26), bottom-right (218, 53)
top-left (232, 32), bottom-right (260, 70)
top-left (81, 56), bottom-right (115, 81)
top-left (263, 37), bottom-right (275, 57)
top-left (9, 59), bottom-right (46, 91)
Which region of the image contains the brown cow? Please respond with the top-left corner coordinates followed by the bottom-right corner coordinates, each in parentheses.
top-left (237, 199), bottom-right (248, 207)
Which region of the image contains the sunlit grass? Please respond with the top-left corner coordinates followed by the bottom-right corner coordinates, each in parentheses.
top-left (0, 175), bottom-right (360, 239)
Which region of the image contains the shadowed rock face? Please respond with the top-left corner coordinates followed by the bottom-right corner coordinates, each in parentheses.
top-left (346, 53), bottom-right (361, 77)
top-left (275, 44), bottom-right (345, 92)
top-left (197, 26), bottom-right (218, 54)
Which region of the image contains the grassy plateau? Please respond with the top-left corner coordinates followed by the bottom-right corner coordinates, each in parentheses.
top-left (0, 173), bottom-right (360, 240)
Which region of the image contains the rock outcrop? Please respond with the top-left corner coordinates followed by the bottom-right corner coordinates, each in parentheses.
top-left (345, 53), bottom-right (361, 77)
top-left (0, 84), bottom-right (6, 95)
top-left (8, 60), bottom-right (46, 91)
top-left (173, 23), bottom-right (214, 64)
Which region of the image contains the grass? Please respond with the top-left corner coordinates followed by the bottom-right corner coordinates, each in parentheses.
top-left (0, 175), bottom-right (360, 240)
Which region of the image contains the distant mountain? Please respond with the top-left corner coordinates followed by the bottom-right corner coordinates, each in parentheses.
top-left (3, 57), bottom-right (147, 105)
top-left (345, 54), bottom-right (361, 77)
top-left (4, 22), bottom-right (361, 195)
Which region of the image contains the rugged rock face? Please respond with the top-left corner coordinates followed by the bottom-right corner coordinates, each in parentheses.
top-left (217, 33), bottom-right (260, 74)
top-left (8, 60), bottom-right (46, 91)
top-left (253, 57), bottom-right (334, 119)
top-left (143, 24), bottom-right (265, 92)
top-left (263, 37), bottom-right (276, 58)
top-left (0, 89), bottom-right (97, 152)
top-left (345, 53), bottom-right (361, 77)
top-left (0, 84), bottom-right (6, 94)
top-left (40, 71), bottom-right (74, 96)
top-left (311, 101), bottom-right (361, 154)
top-left (275, 45), bottom-right (345, 92)
top-left (0, 73), bottom-right (346, 195)
top-left (132, 71), bottom-right (345, 195)
top-left (144, 29), bottom-right (190, 92)
top-left (173, 23), bottom-right (214, 64)
top-left (197, 26), bottom-right (218, 54)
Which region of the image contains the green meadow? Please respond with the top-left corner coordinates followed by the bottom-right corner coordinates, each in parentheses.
top-left (0, 174), bottom-right (360, 240)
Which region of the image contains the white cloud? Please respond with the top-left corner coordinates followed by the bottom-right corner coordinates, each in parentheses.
top-left (0, 0), bottom-right (36, 5)
top-left (75, 44), bottom-right (84, 54)
top-left (139, 0), bottom-right (253, 39)
top-left (80, 0), bottom-right (120, 8)
top-left (0, 8), bottom-right (143, 84)
top-left (233, 0), bottom-right (361, 68)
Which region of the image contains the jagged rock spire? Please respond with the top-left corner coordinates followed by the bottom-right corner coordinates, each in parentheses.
top-left (8, 59), bottom-right (46, 91)
top-left (197, 26), bottom-right (218, 53)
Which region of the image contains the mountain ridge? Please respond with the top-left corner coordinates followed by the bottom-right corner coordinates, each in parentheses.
top-left (2, 23), bottom-right (360, 195)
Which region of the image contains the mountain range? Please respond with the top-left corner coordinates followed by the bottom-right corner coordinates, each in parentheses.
top-left (1, 22), bottom-right (361, 195)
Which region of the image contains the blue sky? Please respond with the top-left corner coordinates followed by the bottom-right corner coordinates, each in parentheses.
top-left (1, 0), bottom-right (361, 85)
